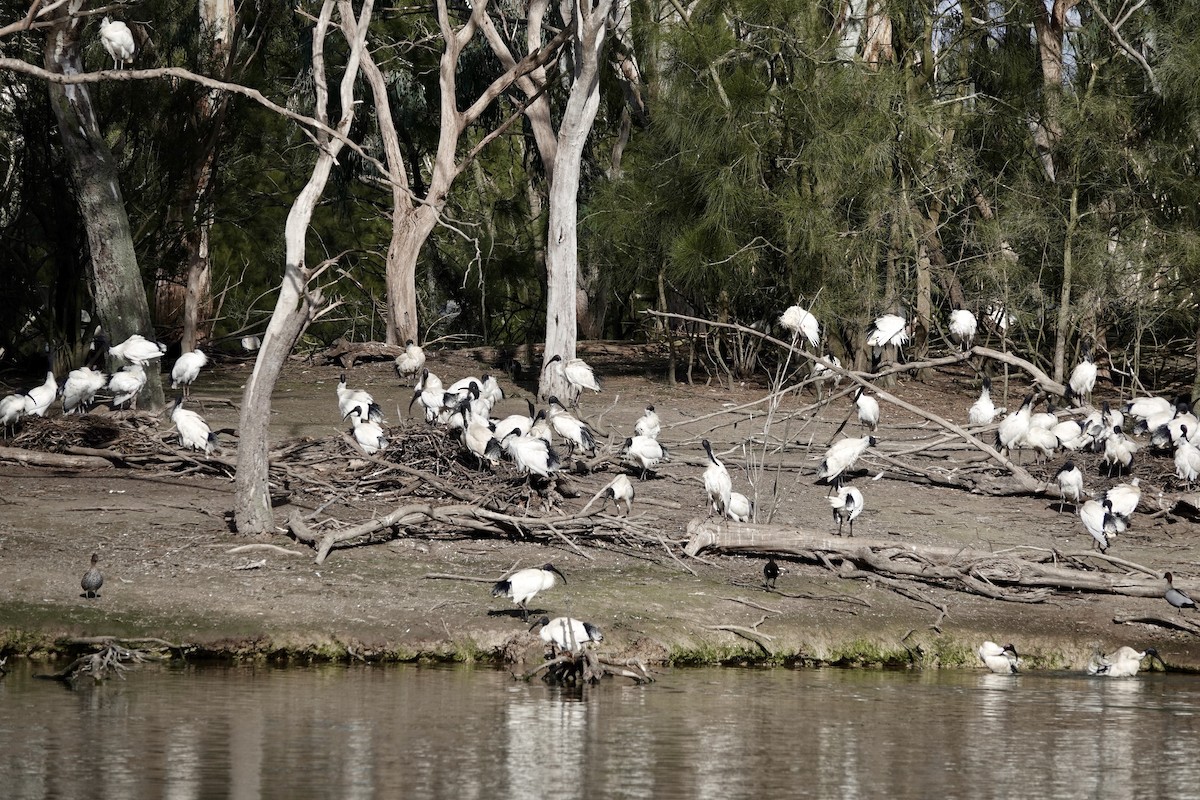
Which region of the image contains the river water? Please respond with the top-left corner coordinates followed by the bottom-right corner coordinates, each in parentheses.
top-left (1, 661), bottom-right (1197, 799)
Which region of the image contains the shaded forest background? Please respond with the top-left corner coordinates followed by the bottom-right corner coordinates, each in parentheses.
top-left (2, 0), bottom-right (1199, 394)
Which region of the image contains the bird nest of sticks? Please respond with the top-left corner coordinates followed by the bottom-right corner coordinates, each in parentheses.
top-left (10, 413), bottom-right (163, 453)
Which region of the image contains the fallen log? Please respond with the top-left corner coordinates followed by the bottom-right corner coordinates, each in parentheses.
top-left (684, 517), bottom-right (1184, 602)
top-left (0, 445), bottom-right (112, 469)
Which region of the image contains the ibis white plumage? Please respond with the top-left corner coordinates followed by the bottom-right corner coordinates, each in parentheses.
top-left (779, 304), bottom-right (820, 347)
top-left (1079, 498), bottom-right (1121, 552)
top-left (977, 641), bottom-right (1020, 674)
top-left (394, 339), bottom-right (425, 378)
top-left (968, 377), bottom-right (997, 427)
top-left (1105, 478), bottom-right (1141, 520)
top-left (866, 314), bottom-right (910, 367)
top-left (170, 350), bottom-right (208, 397)
top-left (106, 334), bottom-right (166, 367)
top-left (622, 434), bottom-right (666, 477)
top-left (529, 615), bottom-right (603, 653)
top-left (408, 368), bottom-right (446, 423)
top-left (1102, 425), bottom-right (1137, 476)
top-left (337, 372), bottom-right (384, 425)
top-left (996, 394), bottom-right (1035, 461)
top-left (606, 474), bottom-right (635, 515)
top-left (812, 353), bottom-right (842, 396)
top-left (1086, 645), bottom-right (1162, 677)
top-left (492, 564), bottom-right (566, 622)
top-left (107, 364), bottom-right (146, 409)
top-left (634, 404), bottom-right (661, 439)
top-left (546, 396), bottom-right (597, 456)
top-left (501, 429), bottom-right (561, 478)
top-left (240, 335), bottom-right (262, 353)
top-left (817, 435), bottom-right (875, 493)
top-left (1175, 434), bottom-right (1200, 487)
top-left (0, 393), bottom-right (23, 435)
top-left (1068, 349), bottom-right (1097, 406)
top-left (22, 370), bottom-right (57, 417)
top-left (829, 485), bottom-right (864, 536)
top-left (701, 439), bottom-right (732, 516)
top-left (172, 397), bottom-right (216, 454)
top-left (1054, 461), bottom-right (1083, 512)
top-left (853, 386), bottom-right (879, 432)
top-left (949, 309), bottom-right (977, 351)
top-left (544, 354), bottom-right (600, 404)
top-left (62, 366), bottom-right (107, 414)
top-left (99, 17), bottom-right (135, 70)
top-left (462, 410), bottom-right (502, 467)
top-left (346, 406), bottom-right (388, 455)
top-left (727, 491), bottom-right (753, 523)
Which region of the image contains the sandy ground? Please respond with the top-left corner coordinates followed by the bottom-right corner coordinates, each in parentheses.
top-left (2, 345), bottom-right (1200, 671)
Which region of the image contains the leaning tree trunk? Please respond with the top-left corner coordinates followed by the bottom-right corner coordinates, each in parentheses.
top-left (43, 6), bottom-right (164, 410)
top-left (234, 0), bottom-right (368, 533)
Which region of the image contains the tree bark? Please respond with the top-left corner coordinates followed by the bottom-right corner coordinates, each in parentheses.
top-left (234, 0), bottom-right (368, 533)
top-left (42, 4), bottom-right (164, 410)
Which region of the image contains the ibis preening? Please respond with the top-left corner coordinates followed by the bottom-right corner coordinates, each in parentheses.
top-left (1087, 646), bottom-right (1163, 677)
top-left (394, 339), bottom-right (425, 379)
top-left (501, 430), bottom-right (562, 478)
top-left (866, 313), bottom-right (910, 367)
top-left (22, 369), bottom-right (57, 417)
top-left (763, 558), bottom-right (780, 590)
top-left (701, 439), bottom-right (731, 516)
top-left (606, 474), bottom-right (635, 515)
top-left (1175, 434), bottom-right (1200, 487)
top-left (622, 435), bottom-right (666, 477)
top-left (172, 397), bottom-right (216, 454)
top-left (529, 616), bottom-right (603, 654)
top-left (812, 353), bottom-right (843, 396)
top-left (337, 373), bottom-right (384, 425)
top-left (949, 309), bottom-right (977, 351)
top-left (409, 368), bottom-right (446, 423)
top-left (1105, 478), bottom-right (1141, 519)
top-left (0, 394), bottom-right (23, 435)
top-left (1164, 572), bottom-right (1196, 612)
top-left (829, 486), bottom-right (864, 536)
top-left (62, 366), bottom-right (107, 414)
top-left (853, 386), bottom-right (879, 432)
top-left (108, 364), bottom-right (147, 409)
top-left (105, 334), bottom-right (166, 367)
top-left (546, 396), bottom-right (597, 457)
top-left (779, 304), bottom-right (819, 347)
top-left (1102, 426), bottom-right (1137, 476)
top-left (1079, 498), bottom-right (1123, 552)
top-left (492, 564), bottom-right (566, 622)
top-left (1068, 348), bottom-right (1097, 406)
top-left (1124, 395), bottom-right (1175, 423)
top-left (170, 350), bottom-right (208, 398)
top-left (817, 435), bottom-right (875, 493)
top-left (634, 405), bottom-right (661, 439)
top-left (995, 394), bottom-right (1035, 461)
top-left (977, 641), bottom-right (1019, 674)
top-left (346, 406), bottom-right (388, 455)
top-left (80, 553), bottom-right (103, 599)
top-left (544, 354), bottom-right (600, 405)
top-left (99, 17), bottom-right (135, 69)
top-left (1055, 461), bottom-right (1084, 512)
top-left (462, 411), bottom-right (502, 467)
top-left (727, 491), bottom-right (753, 523)
top-left (968, 377), bottom-right (997, 427)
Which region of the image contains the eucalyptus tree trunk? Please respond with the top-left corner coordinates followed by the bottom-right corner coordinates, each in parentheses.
top-left (43, 4), bottom-right (164, 409)
top-left (234, 0), bottom-right (369, 533)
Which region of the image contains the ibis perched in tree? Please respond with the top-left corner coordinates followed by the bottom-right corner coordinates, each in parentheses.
top-left (949, 309), bottom-right (977, 351)
top-left (866, 313), bottom-right (910, 367)
top-left (701, 439), bottom-right (732, 517)
top-left (634, 404), bottom-right (661, 439)
top-left (977, 641), bottom-right (1019, 674)
top-left (829, 485), bottom-right (864, 536)
top-left (492, 564), bottom-right (566, 622)
top-left (817, 435), bottom-right (875, 493)
top-left (1164, 572), bottom-right (1196, 612)
top-left (853, 386), bottom-right (879, 432)
top-left (62, 366), bottom-right (107, 414)
top-left (337, 373), bottom-right (384, 425)
top-left (172, 397), bottom-right (216, 454)
top-left (529, 616), bottom-right (603, 654)
top-left (1055, 461), bottom-right (1083, 512)
top-left (622, 435), bottom-right (666, 478)
top-left (99, 17), bottom-right (135, 69)
top-left (544, 354), bottom-right (600, 405)
top-left (80, 553), bottom-right (103, 599)
top-left (171, 350), bottom-right (208, 398)
top-left (394, 339), bottom-right (425, 379)
top-left (22, 369), bottom-right (58, 417)
top-left (1087, 646), bottom-right (1163, 677)
top-left (107, 364), bottom-right (146, 409)
top-left (968, 377), bottom-right (998, 427)
top-left (346, 406), bottom-right (388, 455)
top-left (605, 474), bottom-right (634, 515)
top-left (779, 304), bottom-right (819, 347)
top-left (104, 333), bottom-right (166, 367)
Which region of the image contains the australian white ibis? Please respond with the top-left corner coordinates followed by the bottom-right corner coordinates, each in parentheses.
top-left (492, 564), bottom-right (566, 622)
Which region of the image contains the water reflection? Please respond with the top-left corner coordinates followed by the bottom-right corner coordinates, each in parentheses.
top-left (1, 663), bottom-right (1198, 799)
